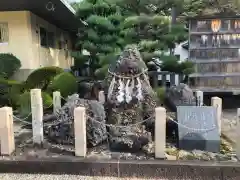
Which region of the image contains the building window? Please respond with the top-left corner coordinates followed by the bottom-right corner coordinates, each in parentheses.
top-left (58, 41), bottom-right (62, 49)
top-left (0, 23), bottom-right (9, 43)
top-left (40, 27), bottom-right (47, 46)
top-left (40, 27), bottom-right (55, 48)
top-left (47, 32), bottom-right (55, 47)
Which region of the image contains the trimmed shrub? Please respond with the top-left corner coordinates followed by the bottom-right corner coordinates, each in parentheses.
top-left (0, 78), bottom-right (24, 107)
top-left (179, 61), bottom-right (194, 75)
top-left (25, 66), bottom-right (64, 90)
top-left (48, 72), bottom-right (78, 98)
top-left (94, 64), bottom-right (109, 80)
top-left (7, 82), bottom-right (25, 108)
top-left (0, 78), bottom-right (23, 86)
top-left (160, 55), bottom-right (194, 74)
top-left (0, 53), bottom-right (21, 78)
top-left (17, 91), bottom-right (53, 121)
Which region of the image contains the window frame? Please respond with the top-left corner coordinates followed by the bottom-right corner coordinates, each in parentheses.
top-left (0, 22), bottom-right (9, 44)
top-left (40, 27), bottom-right (55, 48)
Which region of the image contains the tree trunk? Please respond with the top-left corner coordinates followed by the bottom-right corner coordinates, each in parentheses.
top-left (171, 6), bottom-right (177, 25)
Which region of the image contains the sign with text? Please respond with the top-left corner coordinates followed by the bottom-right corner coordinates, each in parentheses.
top-left (177, 106), bottom-right (220, 152)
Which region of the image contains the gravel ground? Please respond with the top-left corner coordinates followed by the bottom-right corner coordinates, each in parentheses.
top-left (222, 109), bottom-right (238, 145)
top-left (0, 174), bottom-right (158, 180)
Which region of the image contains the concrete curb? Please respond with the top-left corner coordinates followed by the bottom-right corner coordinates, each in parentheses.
top-left (0, 158), bottom-right (240, 179)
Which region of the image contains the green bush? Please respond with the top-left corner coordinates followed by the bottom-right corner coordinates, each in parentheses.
top-left (0, 53), bottom-right (21, 78)
top-left (17, 91), bottom-right (53, 121)
top-left (160, 55), bottom-right (194, 74)
top-left (160, 55), bottom-right (180, 73)
top-left (0, 78), bottom-right (23, 86)
top-left (179, 61), bottom-right (195, 75)
top-left (25, 66), bottom-right (64, 90)
top-left (48, 72), bottom-right (78, 98)
top-left (0, 78), bottom-right (25, 107)
top-left (155, 87), bottom-right (166, 103)
top-left (94, 64), bottom-right (109, 80)
top-left (7, 82), bottom-right (25, 108)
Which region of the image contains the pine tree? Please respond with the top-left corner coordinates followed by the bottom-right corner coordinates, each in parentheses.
top-left (117, 0), bottom-right (188, 71)
top-left (72, 0), bottom-right (123, 79)
top-left (179, 0), bottom-right (240, 19)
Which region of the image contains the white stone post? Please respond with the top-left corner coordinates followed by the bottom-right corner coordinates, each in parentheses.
top-left (98, 91), bottom-right (105, 104)
top-left (196, 90), bottom-right (203, 106)
top-left (53, 91), bottom-right (61, 114)
top-left (155, 107), bottom-right (166, 159)
top-left (0, 107), bottom-right (15, 155)
top-left (30, 89), bottom-right (44, 146)
top-left (237, 108), bottom-right (240, 159)
top-left (211, 97), bottom-right (222, 135)
top-left (74, 106), bottom-right (87, 157)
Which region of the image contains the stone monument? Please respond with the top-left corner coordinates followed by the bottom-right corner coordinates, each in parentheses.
top-left (177, 106), bottom-right (220, 152)
top-left (104, 45), bottom-right (158, 152)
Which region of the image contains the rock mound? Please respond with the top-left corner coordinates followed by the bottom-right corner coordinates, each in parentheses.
top-left (44, 94), bottom-right (107, 147)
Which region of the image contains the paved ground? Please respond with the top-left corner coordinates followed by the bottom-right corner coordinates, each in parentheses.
top-left (0, 174), bottom-right (157, 180)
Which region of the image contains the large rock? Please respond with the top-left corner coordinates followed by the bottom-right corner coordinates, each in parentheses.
top-left (165, 83), bottom-right (196, 112)
top-left (44, 94), bottom-right (107, 147)
top-left (104, 45), bottom-right (158, 152)
top-left (77, 81), bottom-right (103, 99)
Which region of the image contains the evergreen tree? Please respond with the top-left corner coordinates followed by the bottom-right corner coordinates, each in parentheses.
top-left (117, 0), bottom-right (188, 72)
top-left (72, 0), bottom-right (123, 79)
top-left (178, 0), bottom-right (240, 20)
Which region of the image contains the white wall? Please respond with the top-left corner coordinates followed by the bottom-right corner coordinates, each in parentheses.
top-left (156, 41), bottom-right (188, 84)
top-left (174, 41), bottom-right (188, 62)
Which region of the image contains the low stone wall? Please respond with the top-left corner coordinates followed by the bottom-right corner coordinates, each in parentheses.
top-left (0, 158), bottom-right (239, 179)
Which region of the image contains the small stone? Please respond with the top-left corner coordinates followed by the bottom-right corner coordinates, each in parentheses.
top-left (192, 150), bottom-right (204, 160)
top-left (206, 152), bottom-right (217, 160)
top-left (26, 150), bottom-right (38, 158)
top-left (142, 142), bottom-right (154, 154)
top-left (215, 154), bottom-right (231, 161)
top-left (230, 156), bottom-right (238, 162)
top-left (165, 153), bottom-right (177, 160)
top-left (165, 147), bottom-right (178, 156)
top-left (200, 153), bottom-right (212, 161)
top-left (178, 150), bottom-right (195, 160)
top-left (192, 150), bottom-right (214, 161)
top-left (192, 150), bottom-right (204, 154)
top-left (111, 152), bottom-right (122, 159)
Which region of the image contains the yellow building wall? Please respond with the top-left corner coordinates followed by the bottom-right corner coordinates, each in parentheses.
top-left (0, 11), bottom-right (74, 80)
top-left (0, 11), bottom-right (33, 77)
top-left (29, 12), bottom-right (73, 70)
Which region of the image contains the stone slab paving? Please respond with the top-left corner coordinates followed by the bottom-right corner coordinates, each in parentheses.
top-left (0, 174), bottom-right (158, 180)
